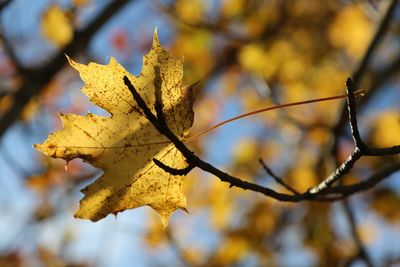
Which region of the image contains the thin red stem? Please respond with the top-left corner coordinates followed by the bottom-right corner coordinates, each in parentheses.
top-left (184, 90), bottom-right (364, 143)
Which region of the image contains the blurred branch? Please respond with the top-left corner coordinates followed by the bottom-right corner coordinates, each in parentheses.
top-left (0, 0), bottom-right (22, 73)
top-left (333, 0), bottom-right (398, 138)
top-left (125, 75), bottom-right (399, 202)
top-left (341, 200), bottom-right (374, 267)
top-left (357, 54), bottom-right (400, 109)
top-left (0, 26), bottom-right (23, 73)
top-left (0, 0), bottom-right (133, 139)
top-left (383, 255), bottom-right (400, 267)
top-left (0, 0), bottom-right (12, 12)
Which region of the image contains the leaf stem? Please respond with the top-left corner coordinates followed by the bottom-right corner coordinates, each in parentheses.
top-left (184, 90), bottom-right (365, 143)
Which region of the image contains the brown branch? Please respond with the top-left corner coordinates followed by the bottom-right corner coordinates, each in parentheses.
top-left (342, 200), bottom-right (374, 267)
top-left (259, 159), bottom-right (299, 195)
top-left (124, 76), bottom-right (307, 202)
top-left (0, 0), bottom-right (12, 13)
top-left (153, 158), bottom-right (194, 176)
top-left (310, 77), bottom-right (400, 194)
top-left (322, 162), bottom-right (400, 198)
top-left (345, 78), bottom-right (365, 150)
top-left (124, 75), bottom-right (399, 203)
top-left (357, 54), bottom-right (400, 112)
top-left (333, 0), bottom-right (398, 137)
top-left (0, 26), bottom-right (22, 73)
top-left (0, 0), bottom-right (132, 139)
top-left (0, 0), bottom-right (23, 73)
top-left (310, 78), bottom-right (365, 194)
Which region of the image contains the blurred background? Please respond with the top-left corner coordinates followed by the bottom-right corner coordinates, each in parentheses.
top-left (0, 0), bottom-right (399, 266)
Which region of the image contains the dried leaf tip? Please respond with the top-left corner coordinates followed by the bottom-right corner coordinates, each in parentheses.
top-left (152, 28), bottom-right (160, 48)
top-left (65, 54), bottom-right (72, 62)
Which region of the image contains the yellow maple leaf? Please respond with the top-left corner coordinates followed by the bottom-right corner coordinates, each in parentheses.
top-left (41, 5), bottom-right (73, 47)
top-left (34, 31), bottom-right (194, 226)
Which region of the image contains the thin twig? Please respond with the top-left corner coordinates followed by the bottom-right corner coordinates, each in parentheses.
top-left (309, 76), bottom-right (400, 194)
top-left (259, 159), bottom-right (299, 195)
top-left (124, 76), bottom-right (305, 201)
top-left (0, 23), bottom-right (24, 73)
top-left (153, 158), bottom-right (194, 176)
top-left (124, 75), bottom-right (400, 203)
top-left (309, 78), bottom-right (365, 194)
top-left (334, 0), bottom-right (398, 136)
top-left (342, 200), bottom-right (374, 267)
top-left (346, 78), bottom-right (366, 150)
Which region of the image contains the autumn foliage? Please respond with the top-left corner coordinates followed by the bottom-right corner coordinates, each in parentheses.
top-left (0, 1), bottom-right (399, 267)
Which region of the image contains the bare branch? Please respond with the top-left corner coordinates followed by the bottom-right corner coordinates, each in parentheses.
top-left (259, 159), bottom-right (299, 195)
top-left (0, 0), bottom-right (133, 139)
top-left (309, 76), bottom-right (399, 194)
top-left (153, 158), bottom-right (194, 176)
top-left (0, 0), bottom-right (12, 13)
top-left (345, 78), bottom-right (366, 150)
top-left (309, 78), bottom-right (367, 194)
top-left (342, 200), bottom-right (374, 267)
top-left (323, 162), bottom-right (400, 197)
top-left (0, 26), bottom-right (23, 73)
top-left (125, 74), bottom-right (400, 203)
top-left (309, 148), bottom-right (363, 194)
top-left (334, 0), bottom-right (398, 136)
top-left (124, 75), bottom-right (306, 202)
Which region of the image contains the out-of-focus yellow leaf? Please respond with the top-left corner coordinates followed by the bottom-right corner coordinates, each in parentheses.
top-left (73, 0), bottom-right (90, 7)
top-left (308, 127), bottom-right (332, 146)
top-left (21, 98), bottom-right (39, 122)
top-left (172, 30), bottom-right (213, 80)
top-left (208, 179), bottom-right (234, 229)
top-left (370, 188), bottom-right (400, 222)
top-left (0, 94), bottom-right (13, 115)
top-left (181, 247), bottom-right (204, 265)
top-left (232, 138), bottom-right (258, 166)
top-left (35, 31), bottom-right (195, 226)
top-left (214, 236), bottom-right (249, 265)
top-left (238, 43), bottom-right (268, 76)
top-left (328, 4), bottom-right (373, 58)
top-left (37, 246), bottom-right (65, 267)
top-left (371, 110), bottom-right (400, 147)
top-left (221, 0), bottom-right (245, 18)
top-left (248, 201), bottom-right (278, 234)
top-left (41, 5), bottom-right (73, 47)
top-left (288, 165), bottom-right (317, 192)
top-left (357, 222), bottom-right (378, 245)
top-left (176, 0), bottom-right (203, 24)
top-left (145, 214), bottom-right (167, 246)
top-left (244, 1), bottom-right (279, 37)
top-left (27, 170), bottom-right (64, 192)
